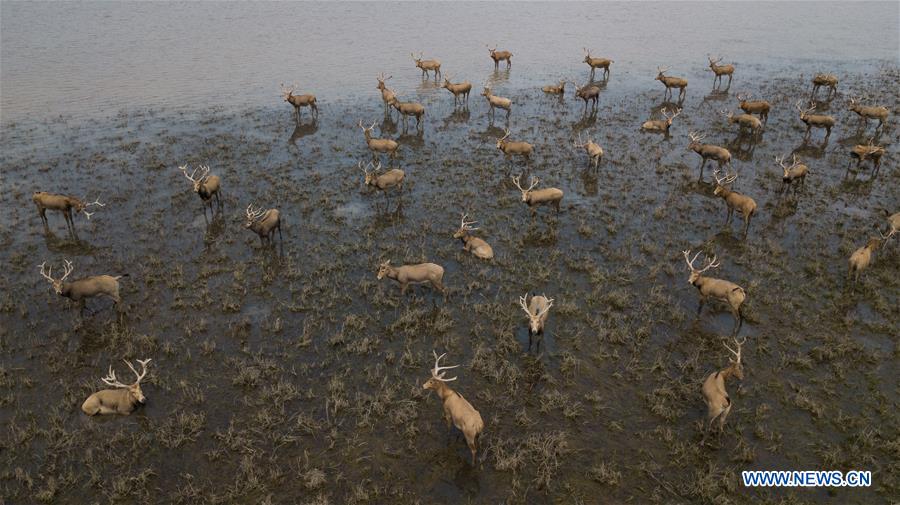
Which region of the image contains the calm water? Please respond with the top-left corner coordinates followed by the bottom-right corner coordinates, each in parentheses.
top-left (2, 1), bottom-right (898, 123)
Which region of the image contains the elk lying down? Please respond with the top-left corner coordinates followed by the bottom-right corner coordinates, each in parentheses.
top-left (796, 102), bottom-right (834, 139)
top-left (737, 93), bottom-right (770, 124)
top-left (714, 170), bottom-right (757, 237)
top-left (39, 259), bottom-right (127, 314)
top-left (82, 359), bottom-right (152, 416)
top-left (361, 161), bottom-right (404, 193)
top-left (849, 97), bottom-right (888, 129)
top-left (359, 120), bottom-right (399, 161)
top-left (32, 192), bottom-right (104, 233)
top-left (683, 250), bottom-right (746, 335)
top-left (583, 48), bottom-right (613, 80)
top-left (423, 351), bottom-right (484, 465)
top-left (656, 66), bottom-right (687, 101)
top-left (811, 73), bottom-right (838, 97)
top-left (512, 175), bottom-right (563, 215)
top-left (180, 164), bottom-right (221, 212)
top-left (377, 260), bottom-right (445, 295)
top-left (487, 45), bottom-right (513, 69)
top-left (519, 293), bottom-right (553, 351)
top-left (541, 79), bottom-right (567, 95)
top-left (574, 133), bottom-right (604, 168)
top-left (281, 83), bottom-right (318, 120)
top-left (707, 55), bottom-right (734, 88)
top-left (454, 214), bottom-right (493, 260)
top-left (848, 234), bottom-right (888, 282)
top-left (884, 210), bottom-right (900, 239)
top-left (412, 52), bottom-right (441, 79)
top-left (442, 75), bottom-right (472, 106)
top-left (701, 338), bottom-right (745, 436)
top-left (777, 155), bottom-right (809, 191)
top-left (688, 131), bottom-right (731, 179)
top-left (641, 108), bottom-right (682, 134)
top-left (722, 110), bottom-right (762, 135)
top-left (244, 204), bottom-right (282, 246)
top-left (496, 129), bottom-right (532, 161)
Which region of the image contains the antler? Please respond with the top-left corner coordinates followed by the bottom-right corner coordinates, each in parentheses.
top-left (713, 168), bottom-right (738, 186)
top-left (38, 259), bottom-right (74, 283)
top-left (737, 92), bottom-right (751, 102)
top-left (776, 155), bottom-right (800, 172)
top-left (499, 128), bottom-right (511, 142)
top-left (536, 295), bottom-right (554, 318)
top-left (657, 66), bottom-right (670, 74)
top-left (518, 295), bottom-right (532, 316)
top-left (124, 358), bottom-right (152, 384)
top-left (574, 133), bottom-right (585, 148)
top-left (663, 108), bottom-right (682, 121)
top-left (245, 204), bottom-right (266, 222)
top-left (688, 131), bottom-right (704, 142)
top-left (511, 175), bottom-right (540, 193)
top-left (430, 350), bottom-right (459, 382)
top-left (100, 365), bottom-right (131, 388)
top-left (458, 213), bottom-right (479, 232)
top-left (682, 250), bottom-right (702, 271)
top-left (795, 100), bottom-right (815, 115)
top-left (723, 337), bottom-right (746, 363)
top-left (682, 249), bottom-right (718, 274)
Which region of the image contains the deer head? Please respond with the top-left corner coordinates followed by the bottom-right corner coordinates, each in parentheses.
top-left (39, 259), bottom-right (74, 294)
top-left (101, 358), bottom-right (152, 404)
top-left (795, 101), bottom-right (815, 119)
top-left (519, 294), bottom-right (553, 334)
top-left (722, 337), bottom-right (745, 379)
top-left (376, 260), bottom-right (391, 280)
top-left (511, 175), bottom-right (539, 202)
top-left (376, 73), bottom-right (392, 90)
top-left (496, 128), bottom-right (511, 149)
top-left (244, 204), bottom-right (267, 228)
top-left (708, 55), bottom-right (723, 68)
top-left (776, 154), bottom-right (800, 177)
top-left (280, 82), bottom-right (296, 101)
top-left (682, 249), bottom-right (721, 285)
top-left (713, 168), bottom-right (738, 195)
top-left (358, 119), bottom-right (377, 139)
top-left (662, 107), bottom-right (682, 125)
top-left (655, 66), bottom-right (670, 81)
top-left (687, 131), bottom-right (705, 149)
top-left (454, 213), bottom-right (479, 239)
top-left (179, 164), bottom-right (210, 193)
top-left (422, 350), bottom-right (459, 390)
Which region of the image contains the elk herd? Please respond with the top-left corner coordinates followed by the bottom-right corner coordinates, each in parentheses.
top-left (28, 45), bottom-right (895, 465)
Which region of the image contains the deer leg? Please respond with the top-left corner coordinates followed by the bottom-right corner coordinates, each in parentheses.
top-left (400, 283), bottom-right (408, 295)
top-left (697, 296), bottom-right (705, 316)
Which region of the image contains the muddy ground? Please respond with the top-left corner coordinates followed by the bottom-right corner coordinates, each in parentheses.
top-left (0, 62), bottom-right (898, 505)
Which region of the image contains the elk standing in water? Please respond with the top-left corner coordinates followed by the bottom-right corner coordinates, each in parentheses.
top-left (454, 214), bottom-right (494, 260)
top-left (179, 164), bottom-right (221, 214)
top-left (388, 96), bottom-right (425, 131)
top-left (701, 338), bottom-right (745, 438)
top-left (848, 234), bottom-right (888, 282)
top-left (376, 73), bottom-right (396, 114)
top-left (496, 129), bottom-right (533, 163)
top-left (573, 81), bottom-right (601, 113)
top-left (359, 120), bottom-right (399, 162)
top-left (412, 52), bottom-right (441, 80)
top-left (849, 141), bottom-right (885, 176)
top-left (82, 359), bottom-right (152, 416)
top-left (39, 259), bottom-right (127, 315)
top-left (776, 155), bottom-right (809, 192)
top-left (737, 93), bottom-right (770, 124)
top-left (32, 192), bottom-right (104, 234)
top-left (423, 351), bottom-right (484, 465)
top-left (376, 260), bottom-right (445, 295)
top-left (682, 250), bottom-right (746, 335)
top-left (244, 204), bottom-right (282, 247)
top-left (482, 84), bottom-right (511, 120)
top-left (361, 161), bottom-right (404, 195)
top-left (281, 83), bottom-right (318, 121)
top-left (487, 45), bottom-right (513, 70)
top-left (707, 56), bottom-right (734, 88)
top-left (442, 75), bottom-right (472, 106)
top-left (574, 133), bottom-right (604, 168)
top-left (511, 175), bottom-right (563, 216)
top-left (796, 102), bottom-right (835, 139)
top-left (519, 293), bottom-right (553, 351)
top-left (848, 97), bottom-right (888, 130)
top-left (713, 170), bottom-right (757, 237)
top-left (687, 131), bottom-right (731, 180)
top-left (641, 108), bottom-right (682, 135)
top-left (583, 48), bottom-right (613, 80)
top-left (656, 66), bottom-right (687, 101)
top-left (811, 73), bottom-right (838, 98)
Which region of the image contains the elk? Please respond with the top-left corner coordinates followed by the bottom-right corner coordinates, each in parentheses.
top-left (707, 56), bottom-right (734, 88)
top-left (359, 120), bottom-right (399, 161)
top-left (713, 169), bottom-right (757, 237)
top-left (641, 107), bottom-right (682, 134)
top-left (281, 83), bottom-right (318, 121)
top-left (442, 75), bottom-right (472, 106)
top-left (722, 110), bottom-right (762, 135)
top-left (388, 96), bottom-right (425, 130)
top-left (487, 45), bottom-right (512, 70)
top-left (482, 84), bottom-right (511, 119)
top-left (848, 97), bottom-right (888, 129)
top-left (687, 131), bottom-right (731, 179)
top-left (39, 259), bottom-right (127, 315)
top-left (519, 293), bottom-right (553, 350)
top-left (32, 192), bottom-right (104, 233)
top-left (811, 73), bottom-right (838, 98)
top-left (511, 175), bottom-right (563, 215)
top-left (776, 155), bottom-right (809, 191)
top-left (848, 234), bottom-right (888, 282)
top-left (682, 250), bottom-right (746, 334)
top-left (377, 260), bottom-right (445, 295)
top-left (179, 164), bottom-right (221, 212)
top-left (849, 141), bottom-right (885, 176)
top-left (736, 93), bottom-right (770, 124)
top-left (244, 204), bottom-right (282, 246)
top-left (796, 102), bottom-right (835, 139)
top-left (655, 66), bottom-right (687, 101)
top-left (701, 338), bottom-right (745, 436)
top-left (496, 129), bottom-right (533, 161)
top-left (574, 133), bottom-right (604, 168)
top-left (884, 210), bottom-right (900, 240)
top-left (454, 214), bottom-right (494, 260)
top-left (361, 161), bottom-right (404, 193)
top-left (583, 48), bottom-right (613, 80)
top-left (542, 79), bottom-right (567, 95)
top-left (82, 359), bottom-right (152, 416)
top-left (411, 52), bottom-right (441, 79)
top-left (376, 73), bottom-right (396, 112)
top-left (573, 81), bottom-right (600, 112)
top-left (422, 351), bottom-right (484, 465)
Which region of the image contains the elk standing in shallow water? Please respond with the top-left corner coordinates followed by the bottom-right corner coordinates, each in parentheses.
top-left (388, 96), bottom-right (425, 131)
top-left (713, 170), bottom-right (757, 237)
top-left (574, 81), bottom-right (601, 112)
top-left (361, 161), bottom-right (404, 194)
top-left (487, 45), bottom-right (512, 70)
top-left (583, 48), bottom-right (613, 80)
top-left (776, 155), bottom-right (809, 192)
top-left (244, 204), bottom-right (282, 246)
top-left (359, 120), bottom-right (399, 162)
top-left (687, 131), bottom-right (731, 180)
top-left (574, 133), bottom-right (603, 168)
top-left (683, 250), bottom-right (746, 335)
top-left (701, 338), bottom-right (745, 437)
top-left (482, 84), bottom-right (511, 120)
top-left (39, 259), bottom-right (127, 315)
top-left (655, 66), bottom-right (687, 101)
top-left (511, 175), bottom-right (563, 216)
top-left (412, 52), bottom-right (441, 80)
top-left (519, 293), bottom-right (553, 351)
top-left (707, 56), bottom-right (734, 88)
top-left (737, 93), bottom-right (770, 124)
top-left (722, 110), bottom-right (762, 136)
top-left (454, 214), bottom-right (494, 260)
top-left (811, 73), bottom-right (838, 98)
top-left (496, 129), bottom-right (533, 162)
top-left (32, 192), bottom-right (104, 234)
top-left (442, 75), bottom-right (472, 106)
top-left (377, 260), bottom-right (446, 295)
top-left (796, 102), bottom-right (834, 139)
top-left (849, 141), bottom-right (885, 176)
top-left (848, 234), bottom-right (888, 282)
top-left (376, 73), bottom-right (396, 114)
top-left (82, 359), bottom-right (152, 416)
top-left (179, 164), bottom-right (221, 213)
top-left (641, 108), bottom-right (682, 135)
top-left (281, 83), bottom-right (318, 121)
top-left (423, 351), bottom-right (484, 465)
top-left (848, 97), bottom-right (888, 130)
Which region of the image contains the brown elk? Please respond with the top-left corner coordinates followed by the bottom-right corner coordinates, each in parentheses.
top-left (388, 96), bottom-right (425, 130)
top-left (32, 192), bottom-right (104, 233)
top-left (701, 338), bottom-right (745, 436)
top-left (244, 204), bottom-right (282, 246)
top-left (713, 170), bottom-right (757, 237)
top-left (641, 107), bottom-right (682, 134)
top-left (688, 131), bottom-right (731, 179)
top-left (496, 129), bottom-right (533, 161)
top-left (487, 45), bottom-right (513, 70)
top-left (811, 73), bottom-right (838, 98)
top-left (281, 83), bottom-right (318, 121)
top-left (796, 102), bottom-right (835, 139)
top-left (482, 84), bottom-right (511, 119)
top-left (82, 359), bottom-right (152, 416)
top-left (511, 175), bottom-right (563, 215)
top-left (519, 293), bottom-right (553, 350)
top-left (707, 56), bottom-right (734, 88)
top-left (849, 141), bottom-right (885, 176)
top-left (376, 260), bottom-right (445, 295)
top-left (848, 97), bottom-right (888, 129)
top-left (656, 66), bottom-right (687, 101)
top-left (359, 120), bottom-right (399, 161)
top-left (573, 81), bottom-right (600, 112)
top-left (39, 259), bottom-right (127, 315)
top-left (848, 234), bottom-right (888, 282)
top-left (376, 73), bottom-right (396, 112)
top-left (583, 48), bottom-right (613, 80)
top-left (179, 164), bottom-right (221, 212)
top-left (541, 79), bottom-right (567, 95)
top-left (442, 75), bottom-right (472, 106)
top-left (776, 155), bottom-right (809, 191)
top-left (574, 133), bottom-right (604, 168)
top-left (361, 161), bottom-right (404, 193)
top-left (422, 351), bottom-right (484, 465)
top-left (454, 214), bottom-right (494, 260)
top-left (884, 210), bottom-right (900, 240)
top-left (682, 250), bottom-right (746, 334)
top-left (737, 93), bottom-right (770, 124)
top-left (722, 110), bottom-right (762, 135)
top-left (412, 52), bottom-right (441, 79)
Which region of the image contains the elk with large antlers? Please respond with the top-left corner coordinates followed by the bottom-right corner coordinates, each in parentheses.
top-left (736, 93), bottom-right (770, 124)
top-left (82, 359), bottom-right (152, 416)
top-left (388, 96), bottom-right (425, 130)
top-left (776, 155), bottom-right (809, 191)
top-left (707, 56), bottom-right (734, 88)
top-left (574, 133), bottom-right (604, 168)
top-left (39, 259), bottom-right (127, 315)
top-left (811, 73), bottom-right (838, 98)
top-left (32, 192), bottom-right (104, 234)
top-left (487, 45), bottom-right (513, 70)
top-left (454, 214), bottom-right (494, 260)
top-left (179, 164), bottom-right (221, 212)
top-left (722, 110), bottom-right (762, 135)
top-left (511, 175), bottom-right (563, 216)
top-left (376, 73), bottom-right (396, 113)
top-left (848, 97), bottom-right (888, 130)
top-left (541, 79), bottom-right (567, 96)
top-left (361, 161), bottom-right (404, 194)
top-left (683, 250), bottom-right (746, 334)
top-left (281, 83), bottom-right (318, 121)
top-left (796, 101), bottom-right (834, 139)
top-left (377, 260), bottom-right (445, 295)
top-left (849, 141), bottom-right (885, 176)
top-left (423, 351), bottom-right (484, 465)
top-left (442, 75), bottom-right (472, 106)
top-left (412, 52), bottom-right (441, 80)
top-left (688, 131), bottom-right (731, 179)
top-left (573, 80), bottom-right (601, 112)
top-left (496, 129), bottom-right (533, 162)
top-left (583, 48), bottom-right (613, 80)
top-left (359, 120), bottom-right (399, 161)
top-left (244, 204), bottom-right (282, 246)
top-left (482, 84), bottom-right (512, 120)
top-left (655, 66), bottom-right (687, 101)
top-left (713, 169), bottom-right (757, 237)
top-left (519, 293), bottom-right (553, 351)
top-left (848, 234), bottom-right (888, 282)
top-left (701, 338), bottom-right (745, 436)
top-left (641, 107), bottom-right (682, 134)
